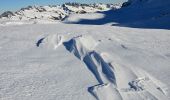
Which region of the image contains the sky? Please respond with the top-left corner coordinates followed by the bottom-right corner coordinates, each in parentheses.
top-left (0, 0), bottom-right (126, 14)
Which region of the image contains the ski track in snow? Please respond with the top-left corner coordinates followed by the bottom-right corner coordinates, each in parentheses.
top-left (38, 34), bottom-right (169, 100)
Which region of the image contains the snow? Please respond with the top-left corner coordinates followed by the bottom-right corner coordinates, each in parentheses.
top-left (39, 34), bottom-right (65, 49)
top-left (0, 3), bottom-right (119, 23)
top-left (0, 1), bottom-right (170, 100)
top-left (64, 13), bottom-right (105, 23)
top-left (0, 23), bottom-right (169, 100)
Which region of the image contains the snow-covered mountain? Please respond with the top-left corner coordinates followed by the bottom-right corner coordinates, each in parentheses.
top-left (0, 3), bottom-right (120, 22)
top-left (122, 0), bottom-right (170, 8)
top-left (120, 0), bottom-right (170, 29)
top-left (62, 0), bottom-right (170, 29)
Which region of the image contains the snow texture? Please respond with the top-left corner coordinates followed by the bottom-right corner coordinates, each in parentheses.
top-left (0, 0), bottom-right (170, 100)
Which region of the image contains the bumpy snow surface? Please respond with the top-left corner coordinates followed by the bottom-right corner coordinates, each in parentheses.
top-left (0, 1), bottom-right (170, 100)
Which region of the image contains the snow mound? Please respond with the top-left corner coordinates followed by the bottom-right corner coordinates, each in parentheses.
top-left (89, 83), bottom-right (123, 100)
top-left (63, 34), bottom-right (169, 100)
top-left (64, 35), bottom-right (99, 60)
top-left (37, 34), bottom-right (65, 49)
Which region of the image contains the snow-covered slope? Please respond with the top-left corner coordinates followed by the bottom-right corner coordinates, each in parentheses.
top-left (124, 0), bottom-right (168, 6)
top-left (64, 0), bottom-right (170, 29)
top-left (0, 22), bottom-right (170, 100)
top-left (122, 0), bottom-right (170, 23)
top-left (0, 1), bottom-right (170, 100)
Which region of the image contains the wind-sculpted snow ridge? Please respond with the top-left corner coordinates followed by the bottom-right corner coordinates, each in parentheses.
top-left (36, 34), bottom-right (65, 49)
top-left (63, 35), bottom-right (169, 100)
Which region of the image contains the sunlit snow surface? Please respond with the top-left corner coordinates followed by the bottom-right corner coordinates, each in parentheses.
top-left (0, 1), bottom-right (170, 100)
top-left (0, 22), bottom-right (169, 100)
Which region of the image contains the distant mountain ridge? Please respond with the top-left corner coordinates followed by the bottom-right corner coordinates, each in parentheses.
top-left (0, 3), bottom-right (121, 21)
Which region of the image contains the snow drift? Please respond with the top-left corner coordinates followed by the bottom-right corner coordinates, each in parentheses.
top-left (36, 34), bottom-right (65, 49)
top-left (62, 35), bottom-right (169, 100)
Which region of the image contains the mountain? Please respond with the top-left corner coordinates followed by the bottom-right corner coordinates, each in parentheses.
top-left (0, 3), bottom-right (120, 22)
top-left (120, 0), bottom-right (170, 29)
top-left (63, 0), bottom-right (170, 29)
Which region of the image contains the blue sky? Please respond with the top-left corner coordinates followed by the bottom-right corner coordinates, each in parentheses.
top-left (0, 0), bottom-right (126, 13)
